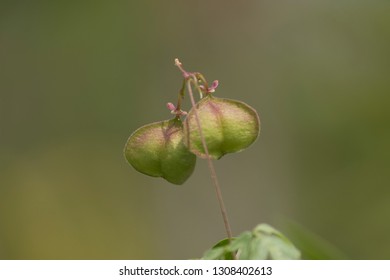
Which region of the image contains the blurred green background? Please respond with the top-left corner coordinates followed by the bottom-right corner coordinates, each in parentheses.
top-left (1, 0), bottom-right (390, 259)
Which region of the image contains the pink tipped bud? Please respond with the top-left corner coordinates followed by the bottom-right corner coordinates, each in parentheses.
top-left (166, 102), bottom-right (176, 111)
top-left (208, 80), bottom-right (219, 93)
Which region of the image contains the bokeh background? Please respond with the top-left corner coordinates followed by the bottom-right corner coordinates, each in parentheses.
top-left (1, 0), bottom-right (390, 259)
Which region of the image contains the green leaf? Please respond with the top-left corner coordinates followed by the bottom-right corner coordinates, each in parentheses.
top-left (281, 221), bottom-right (347, 260)
top-left (202, 238), bottom-right (236, 260)
top-left (201, 224), bottom-right (301, 260)
top-left (247, 224), bottom-right (301, 260)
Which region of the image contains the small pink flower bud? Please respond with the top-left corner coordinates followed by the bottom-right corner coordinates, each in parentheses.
top-left (166, 102), bottom-right (176, 111)
top-left (208, 80), bottom-right (219, 93)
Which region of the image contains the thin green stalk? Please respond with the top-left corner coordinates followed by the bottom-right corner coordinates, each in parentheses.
top-left (186, 78), bottom-right (234, 242)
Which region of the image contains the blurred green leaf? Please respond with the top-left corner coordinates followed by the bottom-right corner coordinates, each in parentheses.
top-left (282, 221), bottom-right (348, 260)
top-left (202, 238), bottom-right (236, 260)
top-left (202, 224), bottom-right (301, 260)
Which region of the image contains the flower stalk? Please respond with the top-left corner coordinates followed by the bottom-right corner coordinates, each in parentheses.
top-left (174, 58), bottom-right (234, 242)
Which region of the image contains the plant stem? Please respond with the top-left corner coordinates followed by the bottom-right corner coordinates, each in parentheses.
top-left (176, 78), bottom-right (186, 112)
top-left (186, 78), bottom-right (234, 242)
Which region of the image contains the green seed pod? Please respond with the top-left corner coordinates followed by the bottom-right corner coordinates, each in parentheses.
top-left (184, 95), bottom-right (260, 159)
top-left (124, 118), bottom-right (196, 185)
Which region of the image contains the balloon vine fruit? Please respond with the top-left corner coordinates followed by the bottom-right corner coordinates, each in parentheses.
top-left (124, 59), bottom-right (260, 185)
top-left (124, 117), bottom-right (196, 185)
top-left (184, 95), bottom-right (260, 159)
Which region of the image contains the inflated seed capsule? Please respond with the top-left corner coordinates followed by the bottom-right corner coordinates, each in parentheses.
top-left (124, 117), bottom-right (196, 185)
top-left (184, 95), bottom-right (260, 159)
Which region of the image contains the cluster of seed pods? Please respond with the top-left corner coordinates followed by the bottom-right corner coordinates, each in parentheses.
top-left (124, 62), bottom-right (260, 185)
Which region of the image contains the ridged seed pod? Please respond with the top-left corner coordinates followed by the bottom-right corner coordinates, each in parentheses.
top-left (184, 95), bottom-right (260, 159)
top-left (124, 118), bottom-right (196, 185)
